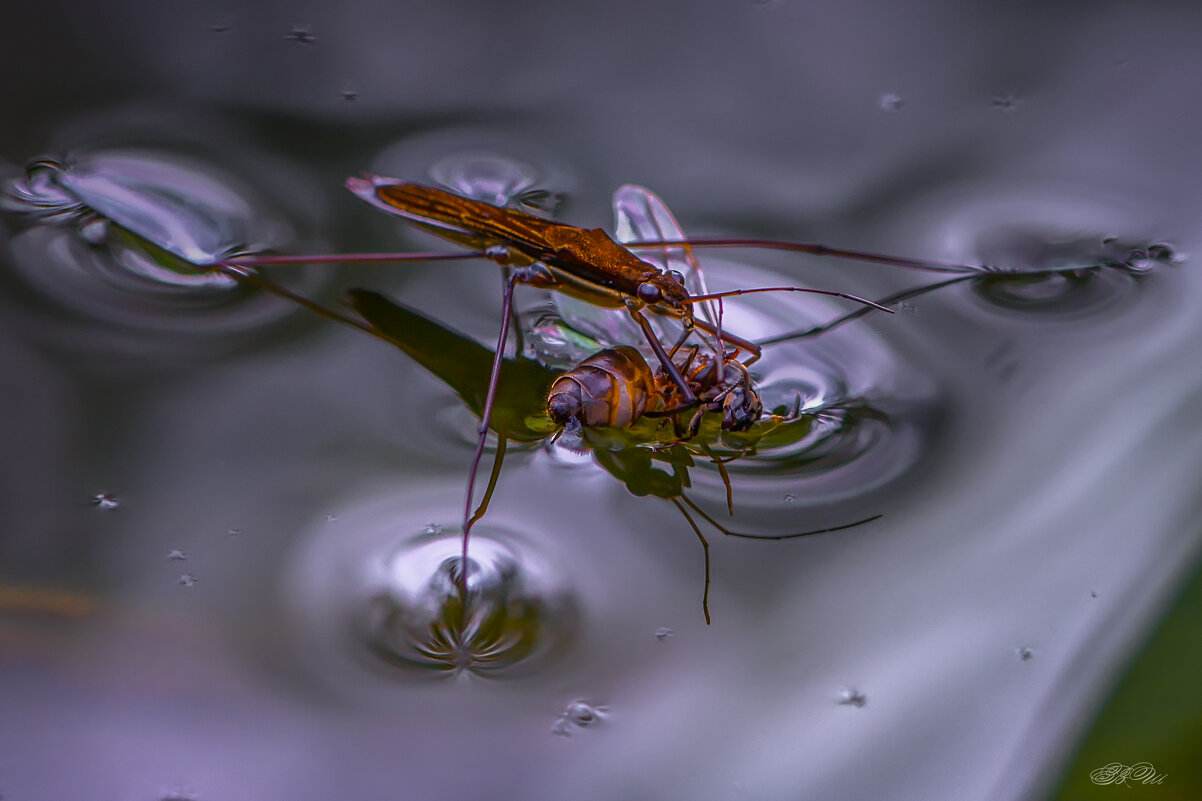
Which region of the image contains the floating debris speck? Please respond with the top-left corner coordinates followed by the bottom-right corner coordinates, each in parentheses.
top-left (167, 549), bottom-right (187, 561)
top-left (991, 94), bottom-right (1022, 113)
top-left (838, 688), bottom-right (867, 708)
top-left (90, 492), bottom-right (120, 511)
top-left (879, 93), bottom-right (904, 112)
top-left (285, 24), bottom-right (315, 44)
top-left (177, 573), bottom-right (198, 588)
top-left (654, 627), bottom-right (674, 641)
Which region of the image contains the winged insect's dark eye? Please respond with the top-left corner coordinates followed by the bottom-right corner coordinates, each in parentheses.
top-left (637, 282), bottom-right (662, 303)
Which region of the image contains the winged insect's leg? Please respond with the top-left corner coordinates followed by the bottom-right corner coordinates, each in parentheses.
top-left (465, 438), bottom-right (508, 532)
top-left (679, 495), bottom-right (883, 540)
top-left (460, 272), bottom-right (522, 586)
top-left (671, 497), bottom-right (712, 625)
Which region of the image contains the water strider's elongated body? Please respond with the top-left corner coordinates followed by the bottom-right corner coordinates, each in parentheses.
top-left (347, 177), bottom-right (693, 311)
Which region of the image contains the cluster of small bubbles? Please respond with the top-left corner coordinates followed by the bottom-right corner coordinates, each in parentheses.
top-left (362, 528), bottom-right (577, 676)
top-left (1015, 647), bottom-right (1034, 661)
top-left (285, 24), bottom-right (315, 44)
top-left (177, 573), bottom-right (198, 588)
top-left (167, 549), bottom-right (187, 561)
top-left (879, 93), bottom-right (905, 112)
top-left (552, 700), bottom-right (607, 736)
top-left (90, 492), bottom-right (120, 510)
top-left (654, 627), bottom-right (674, 641)
top-left (838, 688), bottom-right (867, 708)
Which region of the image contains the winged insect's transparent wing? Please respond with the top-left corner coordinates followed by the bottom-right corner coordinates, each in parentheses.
top-left (612, 184), bottom-right (717, 329)
top-left (549, 184), bottom-right (713, 356)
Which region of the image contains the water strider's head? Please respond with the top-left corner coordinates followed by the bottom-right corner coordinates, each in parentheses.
top-left (635, 267), bottom-right (691, 310)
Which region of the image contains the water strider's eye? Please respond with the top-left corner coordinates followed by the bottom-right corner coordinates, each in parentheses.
top-left (637, 282), bottom-right (662, 303)
top-left (668, 270), bottom-right (685, 284)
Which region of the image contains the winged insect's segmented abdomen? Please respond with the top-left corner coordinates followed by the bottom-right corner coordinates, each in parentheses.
top-left (546, 346), bottom-right (655, 427)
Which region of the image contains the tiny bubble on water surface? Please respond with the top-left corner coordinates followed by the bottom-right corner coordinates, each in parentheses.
top-left (90, 492), bottom-right (120, 510)
top-left (655, 627), bottom-right (674, 641)
top-left (879, 93), bottom-right (904, 111)
top-left (838, 688), bottom-right (867, 707)
top-left (991, 94), bottom-right (1022, 112)
top-left (553, 700), bottom-right (607, 735)
top-left (1016, 647), bottom-right (1034, 661)
top-left (285, 24), bottom-right (315, 44)
top-left (177, 573), bottom-right (198, 588)
top-left (167, 549), bottom-right (187, 561)
top-left (78, 217), bottom-right (108, 245)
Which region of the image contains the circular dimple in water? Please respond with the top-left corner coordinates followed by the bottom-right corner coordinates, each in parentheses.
top-left (963, 227), bottom-right (1173, 317)
top-left (281, 486), bottom-right (579, 685)
top-left (363, 528), bottom-right (578, 676)
top-left (362, 128), bottom-right (576, 214)
top-left (1, 149), bottom-right (331, 350)
top-left (909, 189), bottom-right (1180, 320)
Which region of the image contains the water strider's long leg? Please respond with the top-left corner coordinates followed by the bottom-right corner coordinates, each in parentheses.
top-left (229, 250), bottom-right (492, 267)
top-left (627, 305), bottom-right (699, 408)
top-left (679, 494), bottom-right (882, 540)
top-left (671, 498), bottom-right (711, 625)
top-left (461, 272), bottom-right (522, 577)
top-left (756, 274), bottom-right (977, 346)
top-left (628, 238), bottom-right (986, 275)
top-left (219, 264), bottom-right (383, 338)
top-left (466, 437), bottom-right (508, 532)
